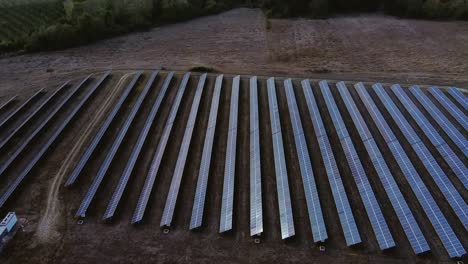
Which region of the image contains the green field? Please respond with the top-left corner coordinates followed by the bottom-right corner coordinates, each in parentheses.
top-left (0, 0), bottom-right (64, 42)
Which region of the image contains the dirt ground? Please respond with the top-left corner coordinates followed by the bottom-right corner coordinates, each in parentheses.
top-left (0, 8), bottom-right (467, 264)
top-left (0, 8), bottom-right (468, 98)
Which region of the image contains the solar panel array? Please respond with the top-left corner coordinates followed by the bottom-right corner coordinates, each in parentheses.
top-left (132, 73), bottom-right (191, 224)
top-left (0, 95), bottom-right (17, 114)
top-left (428, 87), bottom-right (468, 130)
top-left (0, 71), bottom-right (110, 207)
top-left (447, 87), bottom-right (468, 111)
top-left (344, 83), bottom-right (429, 254)
top-left (369, 84), bottom-right (466, 258)
top-left (392, 85), bottom-right (468, 188)
top-left (2, 72), bottom-right (467, 260)
top-left (65, 72), bottom-right (143, 186)
top-left (161, 74), bottom-right (207, 227)
top-left (249, 76), bottom-right (263, 237)
top-left (409, 86), bottom-right (467, 157)
top-left (103, 72), bottom-right (174, 220)
top-left (284, 79), bottom-right (326, 243)
top-left (267, 77), bottom-right (295, 240)
top-left (302, 80), bottom-right (361, 246)
top-left (219, 75), bottom-right (240, 233)
top-left (374, 84), bottom-right (468, 229)
top-left (190, 75), bottom-right (223, 230)
top-left (75, 72), bottom-right (156, 218)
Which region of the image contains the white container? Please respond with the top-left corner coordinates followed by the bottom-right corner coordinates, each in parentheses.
top-left (0, 212), bottom-right (17, 232)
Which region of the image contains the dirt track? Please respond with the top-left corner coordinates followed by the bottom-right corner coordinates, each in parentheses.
top-left (0, 8), bottom-right (468, 98)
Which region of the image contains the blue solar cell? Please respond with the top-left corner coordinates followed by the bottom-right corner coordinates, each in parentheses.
top-left (284, 79), bottom-right (327, 243)
top-left (0, 71), bottom-right (110, 208)
top-left (190, 74), bottom-right (223, 230)
top-left (322, 81), bottom-right (394, 250)
top-left (103, 72), bottom-right (174, 220)
top-left (219, 75), bottom-right (240, 233)
top-left (447, 87), bottom-right (468, 111)
top-left (428, 87), bottom-right (468, 130)
top-left (365, 83), bottom-right (467, 258)
top-left (409, 86), bottom-right (467, 157)
top-left (267, 77), bottom-right (295, 239)
top-left (76, 71), bottom-right (156, 218)
top-left (346, 82), bottom-right (429, 254)
top-left (132, 73), bottom-right (191, 224)
top-left (161, 73), bottom-right (207, 227)
top-left (249, 76), bottom-right (263, 236)
top-left (302, 79), bottom-right (361, 246)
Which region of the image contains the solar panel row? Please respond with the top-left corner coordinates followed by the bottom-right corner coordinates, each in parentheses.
top-left (103, 72), bottom-right (173, 220)
top-left (365, 84), bottom-right (466, 258)
top-left (346, 83), bottom-right (429, 254)
top-left (65, 72), bottom-right (143, 187)
top-left (0, 81), bottom-right (69, 151)
top-left (0, 71), bottom-right (110, 208)
top-left (447, 87), bottom-right (468, 111)
top-left (190, 75), bottom-right (223, 230)
top-left (268, 77), bottom-right (295, 240)
top-left (161, 73), bottom-right (207, 228)
top-left (409, 86), bottom-right (467, 158)
top-left (391, 85), bottom-right (468, 188)
top-left (131, 72), bottom-right (191, 225)
top-left (249, 76), bottom-right (263, 237)
top-left (284, 79), bottom-right (327, 243)
top-left (0, 88), bottom-right (44, 129)
top-left (0, 76), bottom-right (89, 178)
top-left (219, 75), bottom-right (240, 233)
top-left (302, 79), bottom-right (361, 246)
top-left (75, 71), bottom-right (156, 218)
top-left (374, 84), bottom-right (468, 230)
top-left (428, 87), bottom-right (468, 130)
top-left (322, 81), bottom-right (394, 250)
top-left (0, 95), bottom-right (17, 115)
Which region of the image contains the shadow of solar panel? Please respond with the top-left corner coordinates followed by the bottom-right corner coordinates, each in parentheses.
top-left (161, 73), bottom-right (207, 227)
top-left (284, 79), bottom-right (326, 243)
top-left (0, 71), bottom-right (110, 208)
top-left (190, 74), bottom-right (223, 230)
top-left (132, 72), bottom-right (191, 225)
top-left (76, 71), bottom-right (155, 218)
top-left (219, 75), bottom-right (240, 233)
top-left (267, 77), bottom-right (295, 240)
top-left (302, 79), bottom-right (361, 246)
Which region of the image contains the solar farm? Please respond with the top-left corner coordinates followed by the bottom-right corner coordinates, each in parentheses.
top-left (0, 70), bottom-right (466, 263)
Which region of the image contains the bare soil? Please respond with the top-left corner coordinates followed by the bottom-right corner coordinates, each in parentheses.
top-left (0, 8), bottom-right (466, 264)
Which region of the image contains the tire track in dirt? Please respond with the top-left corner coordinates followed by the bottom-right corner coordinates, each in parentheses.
top-left (36, 72), bottom-right (136, 242)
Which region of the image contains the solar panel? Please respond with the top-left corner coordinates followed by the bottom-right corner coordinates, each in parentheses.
top-left (268, 77), bottom-right (295, 239)
top-left (0, 71), bottom-right (110, 208)
top-left (0, 95), bottom-right (17, 115)
top-left (75, 71), bottom-right (156, 218)
top-left (219, 75), bottom-right (240, 233)
top-left (190, 74), bottom-right (223, 230)
top-left (249, 76), bottom-right (263, 237)
top-left (409, 86), bottom-right (467, 157)
top-left (322, 81), bottom-right (393, 250)
top-left (103, 72), bottom-right (173, 220)
top-left (0, 88), bottom-right (44, 129)
top-left (392, 85), bottom-right (468, 189)
top-left (65, 72), bottom-right (142, 186)
top-left (0, 76), bottom-right (90, 177)
top-left (160, 73), bottom-right (207, 227)
top-left (284, 79), bottom-right (326, 243)
top-left (448, 87), bottom-right (468, 111)
top-left (132, 72), bottom-right (191, 225)
top-left (366, 84), bottom-right (467, 258)
top-left (375, 84), bottom-right (468, 229)
top-left (345, 83), bottom-right (429, 254)
top-left (428, 87), bottom-right (468, 130)
top-left (0, 81), bottom-right (69, 151)
top-left (302, 79), bottom-right (361, 246)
